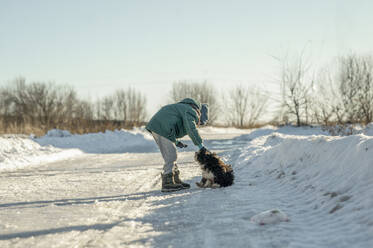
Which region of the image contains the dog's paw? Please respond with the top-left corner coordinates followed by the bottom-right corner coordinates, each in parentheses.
top-left (196, 182), bottom-right (204, 188)
top-left (211, 183), bottom-right (221, 188)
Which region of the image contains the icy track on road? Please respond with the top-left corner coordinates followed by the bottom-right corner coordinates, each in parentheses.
top-left (1, 126), bottom-right (373, 247)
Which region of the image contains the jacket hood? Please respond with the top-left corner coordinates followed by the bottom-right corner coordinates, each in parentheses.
top-left (179, 98), bottom-right (201, 110)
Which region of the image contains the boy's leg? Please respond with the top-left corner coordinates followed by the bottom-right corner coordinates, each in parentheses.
top-left (151, 132), bottom-right (177, 174)
top-left (151, 132), bottom-right (183, 192)
top-left (151, 132), bottom-right (190, 189)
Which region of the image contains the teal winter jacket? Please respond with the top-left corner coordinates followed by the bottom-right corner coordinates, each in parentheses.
top-left (146, 98), bottom-right (203, 147)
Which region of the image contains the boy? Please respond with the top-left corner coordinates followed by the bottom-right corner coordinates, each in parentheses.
top-left (146, 98), bottom-right (208, 192)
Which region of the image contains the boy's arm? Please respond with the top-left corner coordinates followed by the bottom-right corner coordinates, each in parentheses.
top-left (182, 111), bottom-right (203, 147)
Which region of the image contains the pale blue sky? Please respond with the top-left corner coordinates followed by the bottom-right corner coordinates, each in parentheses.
top-left (1, 0), bottom-right (372, 115)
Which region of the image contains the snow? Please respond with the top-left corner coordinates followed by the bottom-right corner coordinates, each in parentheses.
top-left (34, 128), bottom-right (158, 154)
top-left (198, 126), bottom-right (249, 135)
top-left (233, 125), bottom-right (329, 142)
top-left (45, 129), bottom-right (73, 137)
top-left (1, 125), bottom-right (373, 247)
top-left (250, 209), bottom-right (289, 225)
top-left (225, 132), bottom-right (373, 245)
top-left (0, 127), bottom-right (242, 171)
top-left (0, 128), bottom-right (159, 171)
top-left (0, 135), bottom-right (82, 171)
top-left (363, 123), bottom-right (373, 136)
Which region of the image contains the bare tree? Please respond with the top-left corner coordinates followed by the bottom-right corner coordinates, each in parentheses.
top-left (113, 89), bottom-right (128, 123)
top-left (359, 57), bottom-right (373, 124)
top-left (0, 78), bottom-right (84, 133)
top-left (309, 69), bottom-right (335, 126)
top-left (338, 54), bottom-right (373, 124)
top-left (225, 85), bottom-right (268, 128)
top-left (57, 86), bottom-right (79, 127)
top-left (126, 87), bottom-right (147, 126)
top-left (0, 86), bottom-right (11, 130)
top-left (27, 82), bottom-right (59, 129)
top-left (0, 85), bottom-right (14, 118)
top-left (74, 100), bottom-right (93, 121)
top-left (280, 54), bottom-right (313, 126)
top-left (7, 78), bottom-right (30, 127)
top-left (170, 81), bottom-right (219, 124)
top-left (226, 85), bottom-right (248, 127)
top-left (0, 78), bottom-right (148, 134)
top-left (101, 96), bottom-right (114, 121)
top-left (95, 87), bottom-right (147, 126)
top-left (95, 98), bottom-right (102, 121)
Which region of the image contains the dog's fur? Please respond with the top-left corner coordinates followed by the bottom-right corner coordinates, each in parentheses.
top-left (194, 149), bottom-right (234, 188)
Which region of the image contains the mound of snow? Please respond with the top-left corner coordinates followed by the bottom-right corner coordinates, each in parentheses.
top-left (45, 129), bottom-right (72, 137)
top-left (251, 209), bottom-right (289, 225)
top-left (34, 129), bottom-right (158, 154)
top-left (199, 126), bottom-right (249, 135)
top-left (229, 132), bottom-right (373, 226)
top-left (233, 125), bottom-right (329, 142)
top-left (363, 123), bottom-right (373, 136)
top-left (0, 135), bottom-right (82, 171)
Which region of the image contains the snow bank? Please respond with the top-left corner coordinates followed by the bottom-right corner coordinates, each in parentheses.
top-left (0, 135), bottom-right (82, 171)
top-left (227, 131), bottom-right (373, 226)
top-left (34, 129), bottom-right (158, 154)
top-left (233, 125), bottom-right (329, 142)
top-left (3, 124), bottom-right (373, 176)
top-left (45, 129), bottom-right (72, 137)
top-left (198, 126), bottom-right (249, 135)
top-left (233, 124), bottom-right (373, 141)
top-left (363, 123), bottom-right (373, 136)
top-left (1, 128), bottom-right (158, 171)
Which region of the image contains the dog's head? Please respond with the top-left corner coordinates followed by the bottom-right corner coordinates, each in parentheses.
top-left (195, 148), bottom-right (222, 167)
top-left (195, 148), bottom-right (233, 173)
top-left (194, 147), bottom-right (211, 164)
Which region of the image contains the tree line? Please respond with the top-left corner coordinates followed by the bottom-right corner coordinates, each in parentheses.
top-left (169, 53), bottom-right (373, 128)
top-left (0, 78), bottom-right (147, 135)
top-left (279, 53), bottom-right (373, 127)
top-left (1, 53), bottom-right (372, 135)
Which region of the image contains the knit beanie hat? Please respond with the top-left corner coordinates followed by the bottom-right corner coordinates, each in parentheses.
top-left (199, 104), bottom-right (209, 125)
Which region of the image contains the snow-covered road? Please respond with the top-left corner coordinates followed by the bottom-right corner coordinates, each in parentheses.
top-left (1, 127), bottom-right (372, 247)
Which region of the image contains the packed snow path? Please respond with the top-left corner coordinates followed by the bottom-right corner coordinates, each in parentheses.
top-left (1, 129), bottom-right (372, 247)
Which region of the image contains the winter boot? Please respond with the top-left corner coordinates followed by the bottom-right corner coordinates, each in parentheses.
top-left (174, 169), bottom-right (191, 189)
top-left (161, 173), bottom-right (184, 192)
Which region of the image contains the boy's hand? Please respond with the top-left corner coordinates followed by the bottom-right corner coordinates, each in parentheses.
top-left (176, 141), bottom-right (188, 148)
top-left (199, 146), bottom-right (207, 153)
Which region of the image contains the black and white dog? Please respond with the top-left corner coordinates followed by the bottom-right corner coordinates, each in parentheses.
top-left (194, 148), bottom-right (234, 188)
